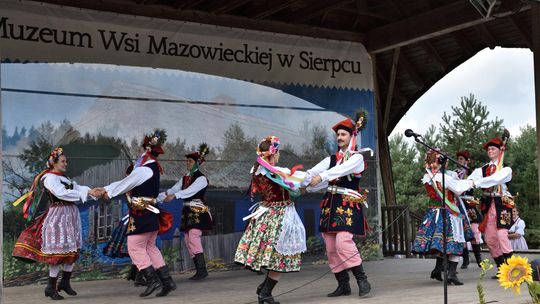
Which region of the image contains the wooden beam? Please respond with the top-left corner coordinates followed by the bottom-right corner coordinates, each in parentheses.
top-left (384, 48), bottom-right (401, 131)
top-left (282, 0), bottom-right (354, 24)
top-left (373, 57), bottom-right (398, 206)
top-left (475, 24), bottom-right (497, 49)
top-left (175, 0), bottom-right (205, 10)
top-left (244, 0), bottom-right (301, 19)
top-left (209, 0), bottom-right (251, 15)
top-left (376, 64), bottom-right (407, 105)
top-left (532, 3), bottom-right (540, 209)
top-left (452, 31), bottom-right (475, 56)
top-left (32, 0), bottom-right (365, 43)
top-left (367, 0), bottom-right (528, 54)
top-left (398, 52), bottom-right (424, 88)
top-left (510, 14), bottom-right (533, 49)
top-left (423, 41), bottom-right (446, 71)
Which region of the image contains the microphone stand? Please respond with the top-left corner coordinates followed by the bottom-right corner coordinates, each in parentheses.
top-left (409, 135), bottom-right (468, 304)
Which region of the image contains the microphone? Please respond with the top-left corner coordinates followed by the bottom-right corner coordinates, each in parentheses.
top-left (404, 129), bottom-right (421, 138)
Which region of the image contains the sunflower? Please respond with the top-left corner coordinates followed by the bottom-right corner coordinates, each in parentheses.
top-left (497, 255), bottom-right (533, 295)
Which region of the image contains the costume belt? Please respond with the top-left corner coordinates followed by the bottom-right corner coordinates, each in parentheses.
top-left (482, 192), bottom-right (502, 198)
top-left (184, 199), bottom-right (206, 209)
top-left (184, 199), bottom-right (212, 220)
top-left (326, 185), bottom-right (368, 208)
top-left (128, 195), bottom-right (160, 214)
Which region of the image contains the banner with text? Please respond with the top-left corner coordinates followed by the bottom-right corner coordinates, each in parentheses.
top-left (0, 0), bottom-right (372, 90)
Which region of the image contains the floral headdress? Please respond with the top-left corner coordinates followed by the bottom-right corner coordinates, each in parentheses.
top-left (256, 136), bottom-right (280, 158)
top-left (47, 147), bottom-right (64, 168)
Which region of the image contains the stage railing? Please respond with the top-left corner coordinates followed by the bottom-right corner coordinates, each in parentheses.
top-left (381, 205), bottom-right (422, 257)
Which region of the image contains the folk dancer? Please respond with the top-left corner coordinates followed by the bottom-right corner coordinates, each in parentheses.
top-left (159, 144), bottom-right (213, 280)
top-left (99, 130), bottom-right (176, 297)
top-left (412, 149), bottom-right (478, 285)
top-left (12, 148), bottom-right (100, 300)
top-left (468, 136), bottom-right (513, 278)
top-left (455, 150), bottom-right (483, 268)
top-left (235, 136), bottom-right (307, 304)
top-left (303, 113), bottom-right (372, 298)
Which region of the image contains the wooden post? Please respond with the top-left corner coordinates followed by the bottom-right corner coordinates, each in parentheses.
top-left (533, 3), bottom-right (540, 208)
top-left (374, 57), bottom-right (397, 206)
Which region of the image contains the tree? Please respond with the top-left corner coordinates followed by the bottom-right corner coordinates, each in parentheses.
top-left (438, 94), bottom-right (504, 167)
top-left (388, 134), bottom-right (426, 213)
top-left (505, 125), bottom-right (540, 230)
top-left (301, 123), bottom-right (331, 161)
top-left (220, 122), bottom-right (256, 161)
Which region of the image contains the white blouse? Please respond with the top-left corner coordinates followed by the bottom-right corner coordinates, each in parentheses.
top-left (305, 152), bottom-right (365, 191)
top-left (42, 173), bottom-right (91, 203)
top-left (104, 159), bottom-right (155, 198)
top-left (162, 170), bottom-right (208, 200)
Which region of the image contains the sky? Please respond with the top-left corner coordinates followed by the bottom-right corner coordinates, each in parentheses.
top-left (392, 47), bottom-right (535, 138)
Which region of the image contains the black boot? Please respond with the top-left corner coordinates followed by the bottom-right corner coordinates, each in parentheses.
top-left (258, 277), bottom-right (280, 304)
top-left (447, 261), bottom-right (464, 285)
top-left (461, 247), bottom-right (470, 269)
top-left (257, 274), bottom-right (269, 295)
top-left (492, 256), bottom-right (504, 279)
top-left (327, 270), bottom-right (351, 297)
top-left (472, 244), bottom-right (483, 268)
top-left (155, 265), bottom-right (176, 297)
top-left (503, 252), bottom-right (513, 264)
top-left (189, 253), bottom-right (208, 280)
top-left (139, 266), bottom-right (162, 297)
top-left (431, 257), bottom-right (443, 282)
top-left (57, 271), bottom-right (77, 296)
top-left (350, 264), bottom-right (371, 297)
top-left (134, 268), bottom-right (147, 287)
top-left (44, 277), bottom-right (64, 300)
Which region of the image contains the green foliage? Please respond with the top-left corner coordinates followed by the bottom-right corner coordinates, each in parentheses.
top-left (161, 246), bottom-right (179, 267)
top-left (505, 125), bottom-right (539, 227)
top-left (305, 236), bottom-right (326, 255)
top-left (3, 237), bottom-right (47, 281)
top-left (207, 258), bottom-right (226, 271)
top-left (301, 122), bottom-right (331, 161)
top-left (389, 133), bottom-right (427, 213)
top-left (388, 94), bottom-right (540, 231)
top-left (221, 122), bottom-right (257, 161)
top-left (3, 203), bottom-right (26, 240)
top-left (357, 239), bottom-right (381, 261)
top-left (438, 94), bottom-right (505, 167)
top-left (525, 229), bottom-right (540, 249)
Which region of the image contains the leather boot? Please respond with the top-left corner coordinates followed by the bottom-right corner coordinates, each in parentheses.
top-left (139, 266), bottom-right (162, 297)
top-left (189, 253), bottom-right (208, 280)
top-left (472, 244), bottom-right (482, 268)
top-left (134, 268), bottom-right (147, 287)
top-left (492, 256), bottom-right (504, 279)
top-left (447, 261), bottom-right (464, 285)
top-left (155, 265), bottom-right (176, 297)
top-left (44, 277), bottom-right (64, 300)
top-left (57, 271), bottom-right (77, 296)
top-left (257, 274), bottom-right (269, 295)
top-left (350, 264), bottom-right (371, 297)
top-left (461, 247), bottom-right (470, 269)
top-left (431, 257), bottom-right (444, 282)
top-left (503, 252), bottom-right (513, 264)
top-left (327, 270), bottom-right (351, 297)
top-left (258, 277), bottom-right (280, 304)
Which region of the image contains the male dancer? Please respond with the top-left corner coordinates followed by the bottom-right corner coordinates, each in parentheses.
top-left (304, 115), bottom-right (371, 298)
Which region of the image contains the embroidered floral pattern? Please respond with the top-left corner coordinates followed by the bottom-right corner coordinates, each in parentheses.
top-left (235, 203), bottom-right (301, 272)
